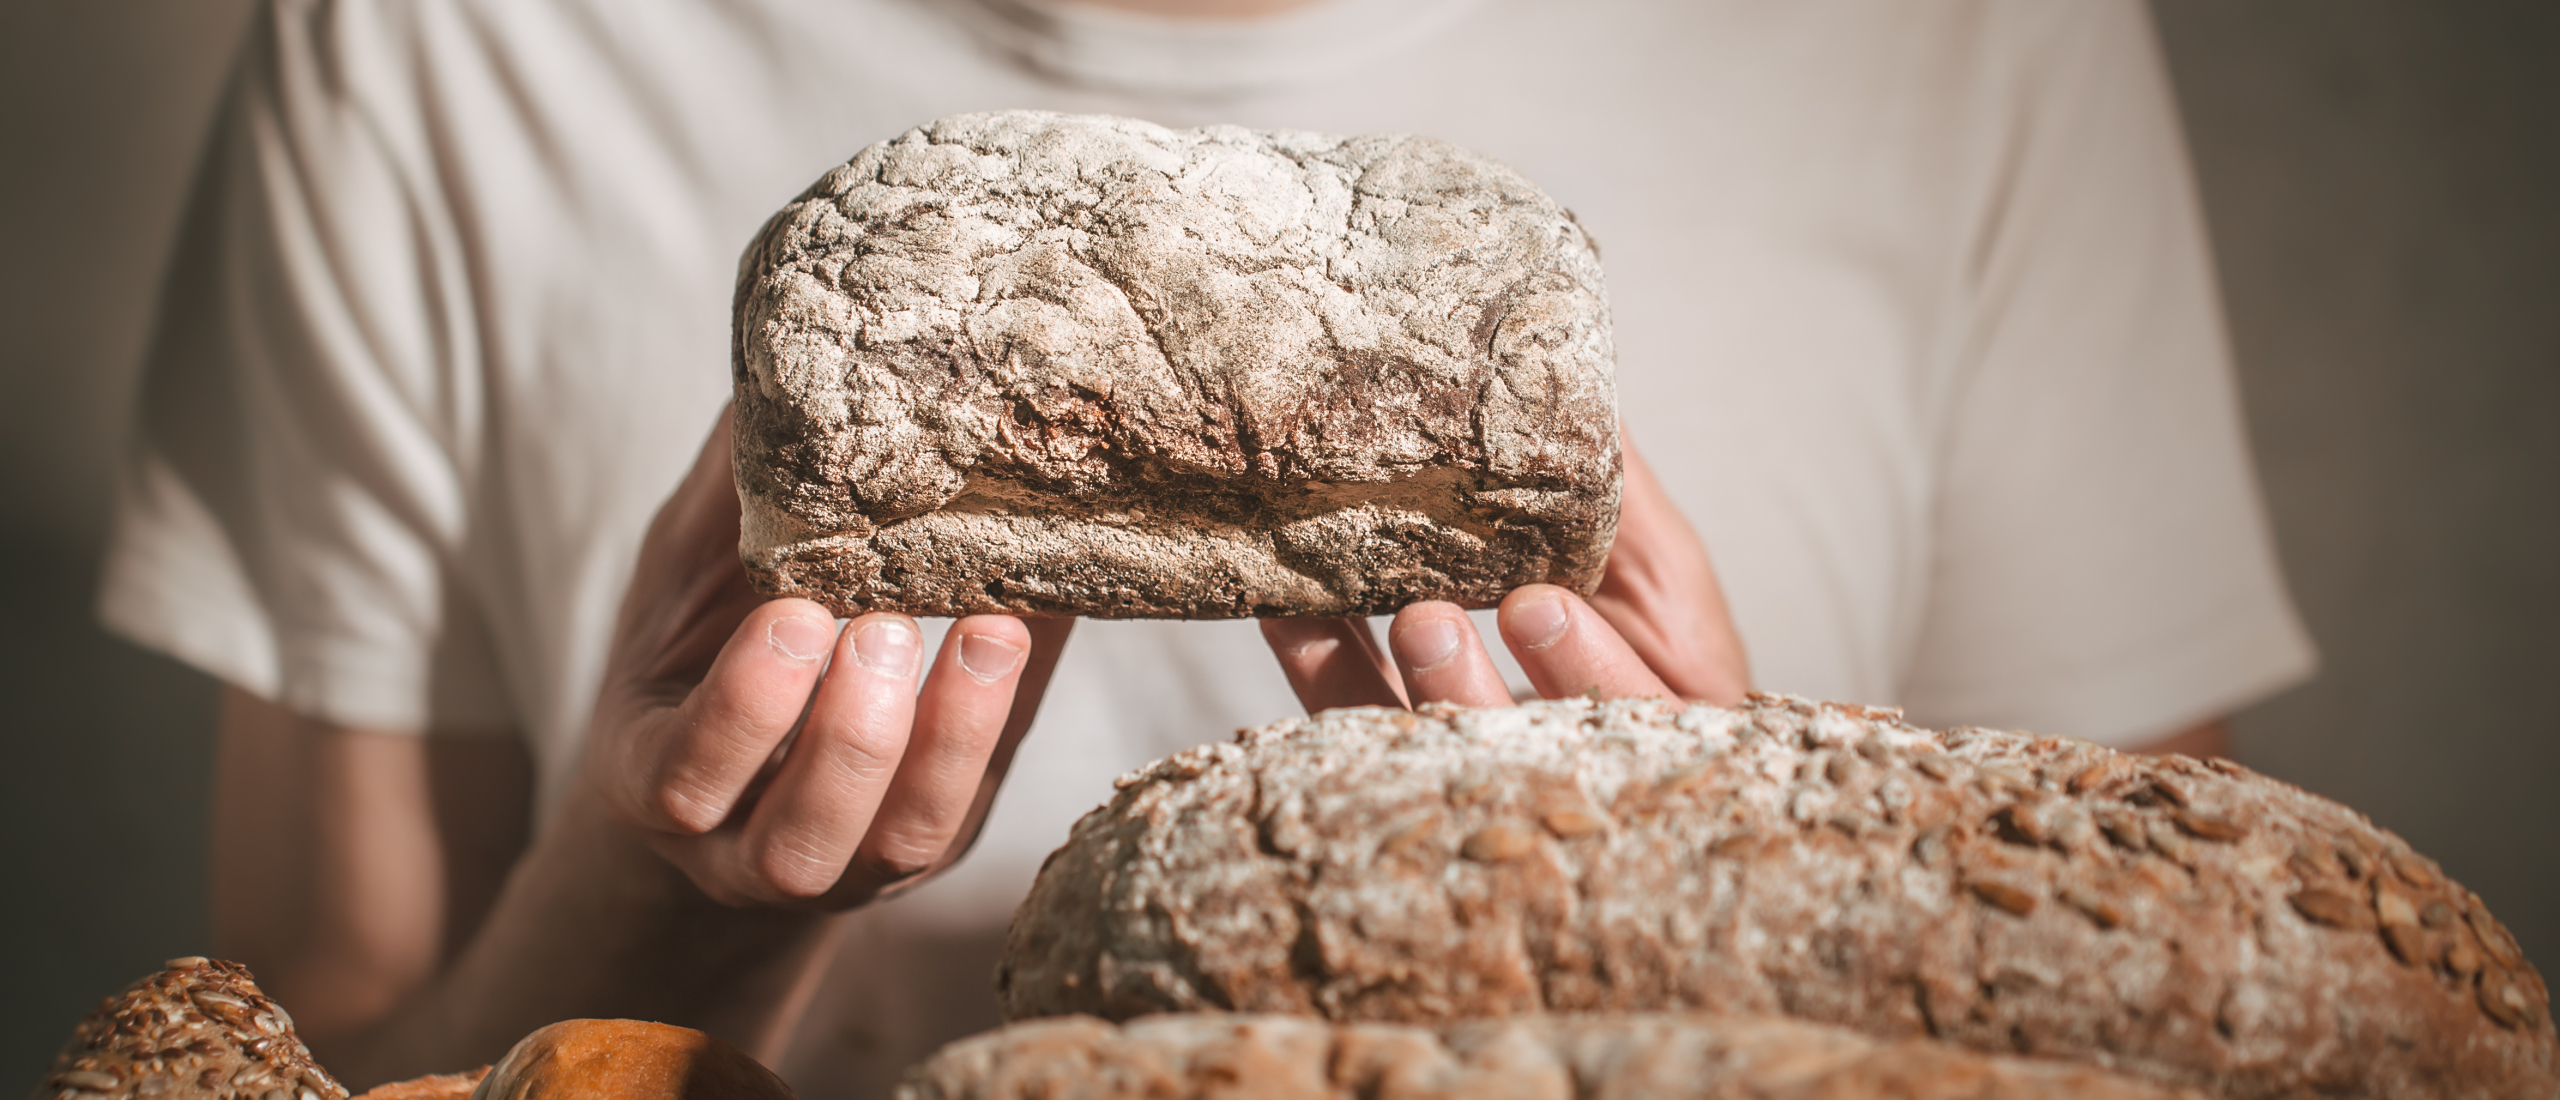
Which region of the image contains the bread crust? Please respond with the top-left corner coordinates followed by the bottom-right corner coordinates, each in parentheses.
top-left (893, 1012), bottom-right (2202, 1100)
top-left (997, 696), bottom-right (2558, 1099)
top-left (731, 111), bottom-right (1618, 618)
top-left (470, 1020), bottom-right (793, 1100)
top-left (348, 1070), bottom-right (485, 1100)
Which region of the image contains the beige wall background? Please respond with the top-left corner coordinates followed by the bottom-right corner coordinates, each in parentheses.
top-left (4, 0), bottom-right (2553, 1083)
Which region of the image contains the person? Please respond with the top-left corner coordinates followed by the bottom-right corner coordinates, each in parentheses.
top-left (100, 0), bottom-right (2315, 1095)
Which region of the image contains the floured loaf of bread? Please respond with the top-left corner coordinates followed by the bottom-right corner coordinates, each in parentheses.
top-left (997, 696), bottom-right (2556, 1099)
top-left (731, 110), bottom-right (1618, 618)
top-left (894, 1012), bottom-right (2200, 1100)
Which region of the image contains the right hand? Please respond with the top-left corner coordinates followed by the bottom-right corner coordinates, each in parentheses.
top-left (1262, 433), bottom-right (1750, 711)
top-left (582, 409), bottom-right (1072, 909)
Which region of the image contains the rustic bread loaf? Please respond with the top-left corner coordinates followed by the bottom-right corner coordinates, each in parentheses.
top-left (894, 1012), bottom-right (2199, 1100)
top-left (471, 1020), bottom-right (794, 1100)
top-left (32, 958), bottom-right (347, 1100)
top-left (731, 110), bottom-right (1618, 618)
top-left (997, 696), bottom-right (2557, 1099)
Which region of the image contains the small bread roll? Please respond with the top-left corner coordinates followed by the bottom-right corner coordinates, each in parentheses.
top-left (471, 1021), bottom-right (793, 1100)
top-left (33, 957), bottom-right (346, 1100)
top-left (349, 1071), bottom-right (484, 1100)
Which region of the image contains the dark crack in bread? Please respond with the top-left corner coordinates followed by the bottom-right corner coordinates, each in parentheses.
top-left (32, 958), bottom-right (347, 1100)
top-left (997, 696), bottom-right (2557, 1099)
top-left (894, 1012), bottom-right (2202, 1100)
top-left (731, 110), bottom-right (1617, 618)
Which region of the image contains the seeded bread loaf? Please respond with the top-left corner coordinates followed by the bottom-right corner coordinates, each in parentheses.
top-left (731, 110), bottom-right (1618, 618)
top-left (997, 696), bottom-right (2557, 1099)
top-left (32, 958), bottom-right (347, 1100)
top-left (895, 1012), bottom-right (2200, 1100)
top-left (471, 1020), bottom-right (794, 1100)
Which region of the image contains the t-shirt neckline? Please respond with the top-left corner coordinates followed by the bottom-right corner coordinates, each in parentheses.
top-left (945, 0), bottom-right (1490, 99)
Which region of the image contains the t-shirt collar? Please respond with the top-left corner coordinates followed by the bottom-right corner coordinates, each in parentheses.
top-left (943, 0), bottom-right (1489, 99)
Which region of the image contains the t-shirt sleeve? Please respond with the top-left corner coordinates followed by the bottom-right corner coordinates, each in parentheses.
top-left (97, 1), bottom-right (512, 733)
top-left (1895, 0), bottom-right (2316, 745)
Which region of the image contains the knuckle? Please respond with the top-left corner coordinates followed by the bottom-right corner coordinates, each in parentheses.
top-left (645, 777), bottom-right (726, 835)
top-left (851, 841), bottom-right (941, 885)
top-left (817, 724), bottom-right (905, 783)
top-left (752, 838), bottom-right (843, 901)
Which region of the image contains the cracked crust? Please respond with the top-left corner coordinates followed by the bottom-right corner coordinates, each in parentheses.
top-left (996, 696), bottom-right (2559, 1099)
top-left (32, 958), bottom-right (347, 1100)
top-left (893, 1012), bottom-right (2202, 1100)
top-left (730, 111), bottom-right (1619, 618)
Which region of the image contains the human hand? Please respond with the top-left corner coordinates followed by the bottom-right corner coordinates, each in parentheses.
top-left (583, 409), bottom-right (1072, 908)
top-left (1262, 434), bottom-right (1748, 711)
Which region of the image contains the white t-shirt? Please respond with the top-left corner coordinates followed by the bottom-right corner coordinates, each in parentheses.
top-left (103, 0), bottom-right (2316, 1093)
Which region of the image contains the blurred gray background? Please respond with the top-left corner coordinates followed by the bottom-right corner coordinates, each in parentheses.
top-left (3, 0), bottom-right (2553, 1083)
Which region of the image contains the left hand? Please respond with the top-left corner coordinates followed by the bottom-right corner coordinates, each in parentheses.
top-left (1262, 434), bottom-right (1750, 712)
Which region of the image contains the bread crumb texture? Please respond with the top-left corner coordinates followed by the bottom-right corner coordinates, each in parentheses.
top-left (894, 1012), bottom-right (2203, 1100)
top-left (997, 695), bottom-right (2558, 1099)
top-left (732, 111), bottom-right (1618, 618)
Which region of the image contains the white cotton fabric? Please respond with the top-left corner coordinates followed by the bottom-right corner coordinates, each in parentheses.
top-left (101, 0), bottom-right (2315, 1092)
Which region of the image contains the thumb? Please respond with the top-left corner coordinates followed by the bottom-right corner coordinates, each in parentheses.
top-left (1590, 434), bottom-right (1751, 704)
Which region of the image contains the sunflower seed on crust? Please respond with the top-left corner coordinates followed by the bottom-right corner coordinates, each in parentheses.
top-left (2059, 886), bottom-right (2125, 930)
top-left (1970, 880), bottom-right (2039, 916)
top-left (1460, 823), bottom-right (1539, 863)
top-left (2173, 808), bottom-right (2247, 841)
top-left (2446, 939), bottom-right (2485, 978)
top-left (2482, 973), bottom-right (2543, 1029)
top-left (2290, 887), bottom-right (2365, 928)
top-left (1541, 809), bottom-right (1610, 839)
top-left (2383, 924), bottom-right (2428, 966)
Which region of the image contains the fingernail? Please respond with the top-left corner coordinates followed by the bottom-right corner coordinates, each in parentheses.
top-left (768, 615), bottom-right (839, 662)
top-left (956, 632), bottom-right (1025, 684)
top-left (1512, 595), bottom-right (1571, 650)
top-left (1397, 616), bottom-right (1464, 672)
top-left (852, 618), bottom-right (920, 675)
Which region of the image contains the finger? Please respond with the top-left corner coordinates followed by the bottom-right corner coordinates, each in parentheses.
top-left (939, 615), bottom-right (1075, 841)
top-left (603, 407), bottom-right (766, 696)
top-left (1387, 601), bottom-right (1512, 707)
top-left (733, 612), bottom-right (926, 899)
top-left (1590, 433), bottom-right (1752, 704)
top-left (1498, 585), bottom-right (1675, 702)
top-left (619, 598), bottom-right (841, 835)
top-left (1260, 617), bottom-right (1408, 713)
top-left (843, 615), bottom-right (1038, 889)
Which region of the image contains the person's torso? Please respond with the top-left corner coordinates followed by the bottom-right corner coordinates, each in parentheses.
top-left (352, 0), bottom-right (2032, 1089)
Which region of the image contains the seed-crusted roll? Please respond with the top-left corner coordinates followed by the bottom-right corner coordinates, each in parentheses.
top-left (893, 1012), bottom-right (2201, 1100)
top-left (731, 110), bottom-right (1618, 619)
top-left (996, 696), bottom-right (2557, 1100)
top-left (32, 958), bottom-right (347, 1100)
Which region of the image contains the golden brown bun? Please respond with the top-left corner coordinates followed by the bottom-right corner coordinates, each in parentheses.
top-left (473, 1021), bottom-right (793, 1100)
top-left (348, 1070), bottom-right (486, 1100)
